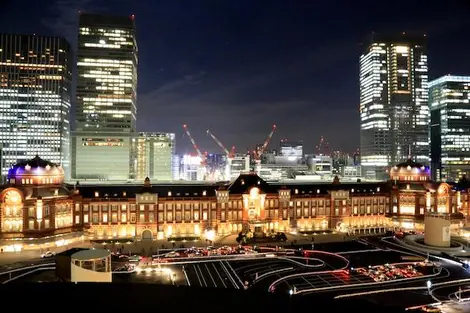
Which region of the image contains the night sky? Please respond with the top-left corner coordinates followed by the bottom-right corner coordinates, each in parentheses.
top-left (1, 0), bottom-right (469, 155)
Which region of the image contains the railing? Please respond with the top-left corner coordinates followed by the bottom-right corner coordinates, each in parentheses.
top-left (0, 263), bottom-right (55, 284)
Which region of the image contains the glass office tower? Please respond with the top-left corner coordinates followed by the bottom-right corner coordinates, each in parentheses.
top-left (0, 34), bottom-right (72, 178)
top-left (75, 13), bottom-right (137, 132)
top-left (132, 132), bottom-right (175, 181)
top-left (429, 75), bottom-right (470, 182)
top-left (72, 13), bottom-right (138, 180)
top-left (359, 33), bottom-right (428, 179)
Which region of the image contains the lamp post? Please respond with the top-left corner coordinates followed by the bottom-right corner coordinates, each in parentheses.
top-left (427, 280), bottom-right (432, 295)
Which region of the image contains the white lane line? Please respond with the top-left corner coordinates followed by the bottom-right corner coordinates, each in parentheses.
top-left (317, 275), bottom-right (332, 286)
top-left (212, 263), bottom-right (227, 288)
top-left (220, 261), bottom-right (239, 289)
top-left (182, 265), bottom-right (191, 286)
top-left (225, 261), bottom-right (245, 287)
top-left (196, 264), bottom-right (208, 287)
top-left (302, 276), bottom-right (315, 288)
top-left (204, 263), bottom-right (217, 287)
top-left (192, 264), bottom-right (203, 287)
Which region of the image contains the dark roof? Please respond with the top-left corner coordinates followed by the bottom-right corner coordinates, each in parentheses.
top-left (14, 155), bottom-right (59, 169)
top-left (271, 181), bottom-right (392, 196)
top-left (227, 173), bottom-right (276, 194)
top-left (74, 184), bottom-right (220, 199)
top-left (70, 176), bottom-right (393, 199)
top-left (394, 159), bottom-right (425, 169)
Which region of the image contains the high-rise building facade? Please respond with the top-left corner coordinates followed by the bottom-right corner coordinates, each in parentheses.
top-left (75, 13), bottom-right (137, 132)
top-left (359, 34), bottom-right (429, 179)
top-left (72, 13), bottom-right (137, 180)
top-left (0, 34), bottom-right (72, 178)
top-left (429, 75), bottom-right (470, 182)
top-left (132, 132), bottom-right (175, 181)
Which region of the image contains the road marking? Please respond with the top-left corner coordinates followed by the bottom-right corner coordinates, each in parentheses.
top-left (317, 275), bottom-right (332, 286)
top-left (302, 276), bottom-right (315, 288)
top-left (182, 266), bottom-right (191, 286)
top-left (212, 263), bottom-right (227, 288)
top-left (225, 261), bottom-right (244, 287)
top-left (196, 264), bottom-right (208, 287)
top-left (192, 264), bottom-right (203, 287)
top-left (220, 261), bottom-right (239, 289)
top-left (204, 263), bottom-right (217, 287)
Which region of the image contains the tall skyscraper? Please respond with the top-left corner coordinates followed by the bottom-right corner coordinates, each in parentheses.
top-left (0, 34), bottom-right (72, 178)
top-left (429, 75), bottom-right (470, 182)
top-left (72, 13), bottom-right (138, 180)
top-left (75, 13), bottom-right (137, 132)
top-left (359, 33), bottom-right (429, 179)
top-left (132, 132), bottom-right (175, 181)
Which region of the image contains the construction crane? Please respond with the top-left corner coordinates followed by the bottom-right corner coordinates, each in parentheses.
top-left (255, 124), bottom-right (277, 160)
top-left (182, 124), bottom-right (206, 165)
top-left (206, 130), bottom-right (235, 158)
top-left (316, 136), bottom-right (330, 155)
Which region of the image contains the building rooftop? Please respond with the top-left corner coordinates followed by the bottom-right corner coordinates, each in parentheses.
top-left (71, 249), bottom-right (110, 261)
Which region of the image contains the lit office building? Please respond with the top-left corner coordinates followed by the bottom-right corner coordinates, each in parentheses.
top-left (72, 132), bottom-right (133, 180)
top-left (429, 75), bottom-right (470, 181)
top-left (279, 140), bottom-right (303, 158)
top-left (133, 132), bottom-right (175, 181)
top-left (72, 13), bottom-right (137, 180)
top-left (360, 33), bottom-right (429, 179)
top-left (180, 154), bottom-right (204, 181)
top-left (0, 34), bottom-right (72, 179)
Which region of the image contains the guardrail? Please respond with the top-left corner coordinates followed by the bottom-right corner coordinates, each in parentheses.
top-left (2, 265), bottom-right (56, 284)
top-left (0, 263), bottom-right (55, 284)
top-left (277, 257), bottom-right (325, 268)
top-left (255, 267), bottom-right (294, 282)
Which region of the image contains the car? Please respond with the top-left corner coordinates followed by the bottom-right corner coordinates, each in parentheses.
top-left (41, 251), bottom-right (55, 258)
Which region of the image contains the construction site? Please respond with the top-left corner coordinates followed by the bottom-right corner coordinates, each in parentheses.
top-left (180, 124), bottom-right (362, 183)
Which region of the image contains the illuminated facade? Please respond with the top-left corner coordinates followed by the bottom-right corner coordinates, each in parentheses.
top-left (132, 132), bottom-right (175, 181)
top-left (72, 13), bottom-right (138, 180)
top-left (0, 34), bottom-right (72, 178)
top-left (75, 13), bottom-right (137, 132)
top-left (360, 33), bottom-right (429, 179)
top-left (279, 140), bottom-right (303, 159)
top-left (2, 157), bottom-right (468, 251)
top-left (429, 75), bottom-right (470, 182)
top-left (71, 132), bottom-right (133, 180)
top-left (387, 159), bottom-right (464, 231)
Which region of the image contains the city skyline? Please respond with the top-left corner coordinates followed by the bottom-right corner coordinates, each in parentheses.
top-left (0, 0), bottom-right (469, 155)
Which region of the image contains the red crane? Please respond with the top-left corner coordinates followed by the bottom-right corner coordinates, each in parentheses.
top-left (316, 136), bottom-right (330, 155)
top-left (206, 130), bottom-right (236, 158)
top-left (255, 125), bottom-right (277, 160)
top-left (182, 124), bottom-right (206, 165)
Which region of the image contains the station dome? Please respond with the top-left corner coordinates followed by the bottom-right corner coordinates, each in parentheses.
top-left (7, 155), bottom-right (65, 185)
top-left (389, 159), bottom-right (430, 182)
